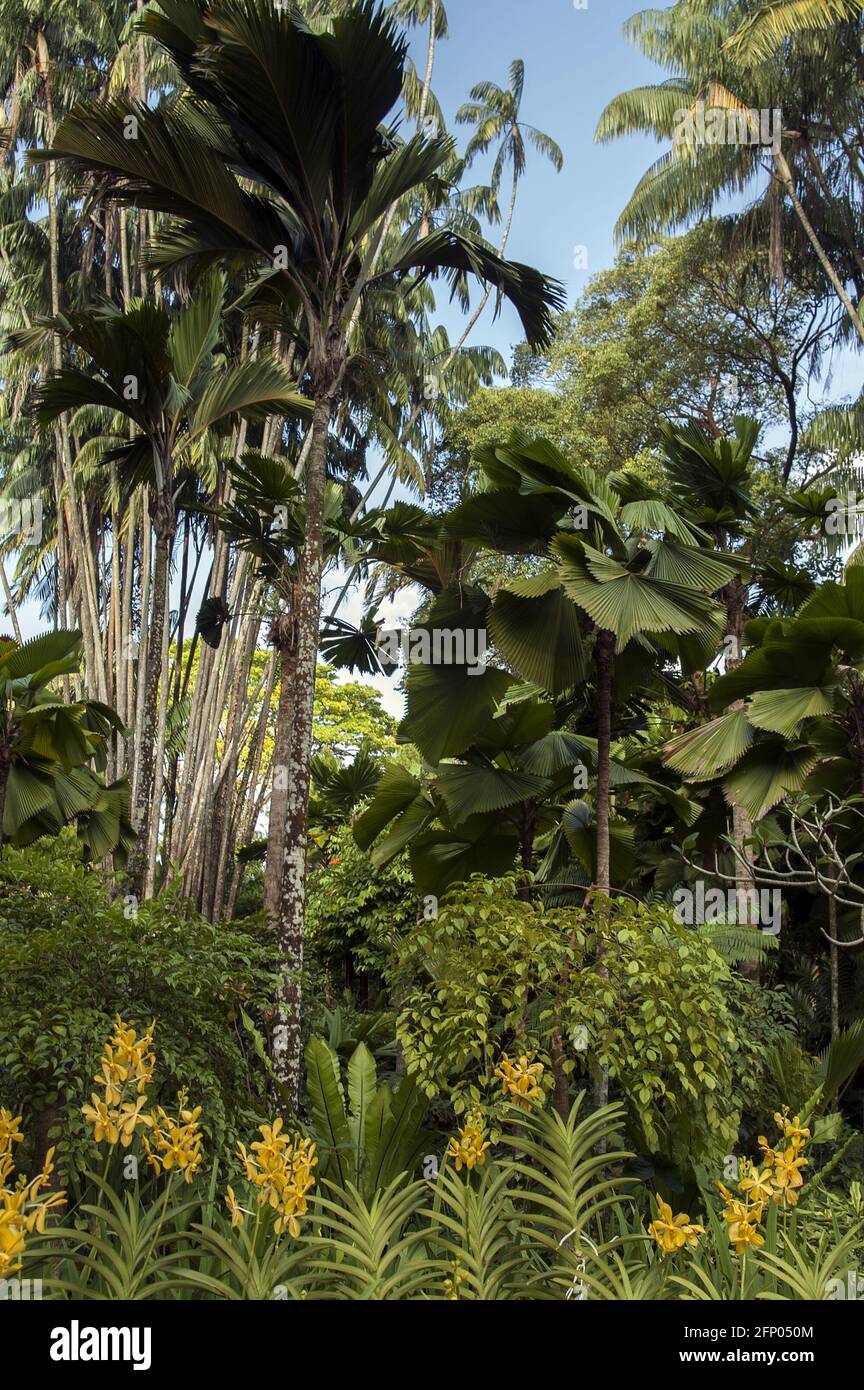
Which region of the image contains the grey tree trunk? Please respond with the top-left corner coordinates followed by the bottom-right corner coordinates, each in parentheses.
top-left (594, 629), bottom-right (614, 898)
top-left (592, 627), bottom-right (614, 1120)
top-left (272, 394), bottom-right (332, 1105)
top-left (264, 626), bottom-right (298, 920)
top-left (724, 575), bottom-right (759, 981)
top-left (128, 503), bottom-right (172, 898)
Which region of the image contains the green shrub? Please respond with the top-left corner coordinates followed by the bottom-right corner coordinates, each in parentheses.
top-left (389, 877), bottom-right (740, 1167)
top-left (305, 825), bottom-right (416, 1002)
top-left (0, 838), bottom-right (276, 1179)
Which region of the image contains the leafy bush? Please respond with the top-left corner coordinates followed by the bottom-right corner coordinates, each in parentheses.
top-left (389, 877), bottom-right (740, 1167)
top-left (723, 977), bottom-right (804, 1146)
top-left (0, 839), bottom-right (276, 1179)
top-left (305, 826), bottom-right (416, 1001)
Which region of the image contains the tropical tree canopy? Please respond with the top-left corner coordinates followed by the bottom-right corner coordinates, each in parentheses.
top-left (1, 0), bottom-right (864, 1319)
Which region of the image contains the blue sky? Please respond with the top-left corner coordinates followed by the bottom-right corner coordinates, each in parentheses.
top-left (409, 0), bottom-right (860, 398)
top-left (12, 1), bottom-right (861, 671)
top-left (339, 0), bottom-right (672, 710)
top-left (404, 0), bottom-right (663, 363)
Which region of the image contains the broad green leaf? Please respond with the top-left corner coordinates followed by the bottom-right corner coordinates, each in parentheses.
top-left (517, 730), bottom-right (596, 778)
top-left (1, 630), bottom-right (81, 681)
top-left (643, 540), bottom-right (747, 590)
top-left (747, 685), bottom-right (836, 738)
top-left (400, 662), bottom-right (512, 763)
top-left (664, 708), bottom-right (755, 779)
top-left (347, 1043), bottom-right (378, 1188)
top-left (434, 764), bottom-right (548, 825)
top-left (304, 1038), bottom-right (352, 1188)
top-left (353, 764), bottom-right (421, 850)
top-left (409, 821), bottom-right (519, 895)
top-left (559, 570), bottom-right (718, 650)
top-left (368, 797), bottom-right (436, 868)
top-left (370, 1073), bottom-right (430, 1192)
top-left (489, 584), bottom-right (587, 693)
top-left (2, 762), bottom-right (55, 837)
top-left (723, 743), bottom-right (818, 821)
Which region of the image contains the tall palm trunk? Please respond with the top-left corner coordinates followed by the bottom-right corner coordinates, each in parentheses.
top-left (129, 485), bottom-right (174, 898)
top-left (0, 736), bottom-right (12, 841)
top-left (144, 561), bottom-right (172, 898)
top-left (211, 613), bottom-right (261, 918)
top-left (0, 559), bottom-right (22, 643)
top-left (594, 629), bottom-right (614, 898)
top-left (273, 393), bottom-right (332, 1104)
top-left (592, 627), bottom-right (614, 1118)
top-left (44, 61), bottom-right (105, 701)
top-left (773, 149), bottom-right (864, 348)
top-left (723, 573), bottom-right (760, 981)
top-left (264, 619), bottom-right (298, 919)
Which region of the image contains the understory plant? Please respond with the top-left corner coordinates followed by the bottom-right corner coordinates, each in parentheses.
top-left (388, 876), bottom-right (740, 1167)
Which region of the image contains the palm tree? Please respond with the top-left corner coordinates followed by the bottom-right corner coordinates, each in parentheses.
top-left (456, 59), bottom-right (563, 335)
top-left (0, 629), bottom-right (131, 859)
top-left (663, 566), bottom-right (864, 1029)
top-left (596, 1), bottom-right (864, 345)
top-left (728, 1), bottom-right (864, 58)
top-left (390, 0), bottom-right (448, 130)
top-left (446, 433), bottom-right (740, 892)
top-left (38, 0), bottom-right (563, 1100)
top-left (31, 277), bottom-right (310, 895)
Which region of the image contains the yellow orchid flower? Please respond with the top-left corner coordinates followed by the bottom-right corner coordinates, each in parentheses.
top-left (737, 1165), bottom-right (775, 1204)
top-left (494, 1053), bottom-right (544, 1109)
top-left (774, 1110), bottom-right (810, 1149)
top-left (727, 1217), bottom-right (765, 1254)
top-left (772, 1146), bottom-right (807, 1192)
top-left (648, 1195), bottom-right (704, 1256)
top-left (0, 1117), bottom-right (65, 1273)
top-left (225, 1185), bottom-right (247, 1229)
top-left (234, 1124), bottom-right (317, 1238)
top-left (82, 1094), bottom-right (120, 1146)
top-left (446, 1111), bottom-right (492, 1172)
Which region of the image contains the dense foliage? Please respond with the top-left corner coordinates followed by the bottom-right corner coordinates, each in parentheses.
top-left (1, 0), bottom-right (864, 1306)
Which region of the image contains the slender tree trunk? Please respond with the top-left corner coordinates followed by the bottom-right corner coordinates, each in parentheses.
top-left (229, 656), bottom-right (276, 918)
top-left (131, 493), bottom-right (151, 808)
top-left (117, 492), bottom-right (136, 744)
top-left (129, 499), bottom-right (173, 898)
top-left (828, 875), bottom-right (841, 1058)
top-left (212, 614), bottom-right (261, 919)
top-left (517, 802), bottom-right (535, 901)
top-left (45, 73), bottom-right (106, 699)
top-left (0, 743), bottom-right (11, 842)
top-left (773, 149), bottom-right (864, 347)
top-left (592, 628), bottom-right (614, 1119)
top-left (273, 393), bottom-right (332, 1104)
top-left (0, 558), bottom-right (22, 642)
top-left (724, 574), bottom-right (760, 981)
top-left (176, 557), bottom-right (251, 899)
top-left (144, 555), bottom-right (172, 897)
top-left (264, 626), bottom-right (298, 919)
top-left (594, 630), bottom-right (614, 898)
